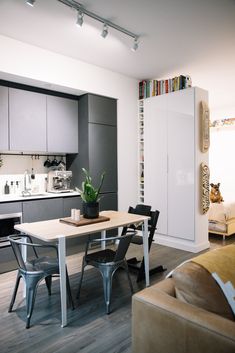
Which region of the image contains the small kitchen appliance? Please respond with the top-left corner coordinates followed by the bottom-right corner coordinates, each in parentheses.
top-left (47, 170), bottom-right (73, 193)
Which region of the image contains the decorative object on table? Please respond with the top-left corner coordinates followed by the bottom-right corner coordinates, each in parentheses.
top-left (76, 168), bottom-right (105, 219)
top-left (200, 101), bottom-right (210, 153)
top-left (71, 208), bottom-right (80, 221)
top-left (59, 215), bottom-right (110, 227)
top-left (210, 183), bottom-right (224, 203)
top-left (200, 163), bottom-right (210, 214)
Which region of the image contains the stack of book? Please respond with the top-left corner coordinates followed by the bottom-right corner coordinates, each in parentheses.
top-left (139, 75), bottom-right (192, 100)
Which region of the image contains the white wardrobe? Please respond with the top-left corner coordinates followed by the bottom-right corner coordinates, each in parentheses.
top-left (144, 87), bottom-right (209, 252)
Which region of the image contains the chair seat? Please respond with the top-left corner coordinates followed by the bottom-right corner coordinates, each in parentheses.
top-left (25, 256), bottom-right (59, 274)
top-left (86, 249), bottom-right (116, 264)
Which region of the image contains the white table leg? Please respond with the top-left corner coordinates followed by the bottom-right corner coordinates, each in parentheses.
top-left (58, 235), bottom-right (67, 327)
top-left (101, 230), bottom-right (106, 250)
top-left (142, 219), bottom-right (150, 287)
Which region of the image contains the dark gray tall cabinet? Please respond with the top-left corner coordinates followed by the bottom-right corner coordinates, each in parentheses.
top-left (67, 94), bottom-right (118, 212)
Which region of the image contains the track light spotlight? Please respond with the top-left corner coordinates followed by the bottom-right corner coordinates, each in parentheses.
top-left (101, 24), bottom-right (108, 38)
top-left (26, 0), bottom-right (35, 6)
top-left (131, 37), bottom-right (139, 52)
top-left (76, 10), bottom-right (84, 27)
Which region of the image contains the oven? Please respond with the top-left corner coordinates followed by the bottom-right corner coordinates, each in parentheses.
top-left (0, 213), bottom-right (22, 273)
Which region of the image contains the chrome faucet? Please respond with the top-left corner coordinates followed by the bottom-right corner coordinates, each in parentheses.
top-left (22, 170), bottom-right (31, 196)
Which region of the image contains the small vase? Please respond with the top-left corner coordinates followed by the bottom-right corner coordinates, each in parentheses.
top-left (83, 201), bottom-right (99, 219)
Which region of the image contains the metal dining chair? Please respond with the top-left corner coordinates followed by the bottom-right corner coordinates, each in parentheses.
top-left (77, 230), bottom-right (136, 314)
top-left (8, 234), bottom-right (74, 329)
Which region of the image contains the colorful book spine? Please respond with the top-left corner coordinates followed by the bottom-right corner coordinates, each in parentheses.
top-left (138, 75), bottom-right (192, 99)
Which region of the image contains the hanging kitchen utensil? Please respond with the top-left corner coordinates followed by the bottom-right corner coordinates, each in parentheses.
top-left (44, 156), bottom-right (51, 168)
top-left (31, 155), bottom-right (35, 179)
top-left (57, 156), bottom-right (66, 170)
top-left (51, 156), bottom-right (59, 167)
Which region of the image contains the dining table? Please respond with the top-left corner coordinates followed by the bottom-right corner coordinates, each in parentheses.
top-left (15, 210), bottom-right (150, 327)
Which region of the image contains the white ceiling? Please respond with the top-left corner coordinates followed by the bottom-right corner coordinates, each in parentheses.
top-left (0, 0), bottom-right (235, 113)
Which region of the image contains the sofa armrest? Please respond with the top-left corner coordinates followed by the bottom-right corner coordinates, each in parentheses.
top-left (132, 279), bottom-right (235, 353)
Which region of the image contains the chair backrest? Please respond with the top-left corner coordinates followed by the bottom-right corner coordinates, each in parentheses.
top-left (88, 231), bottom-right (136, 263)
top-left (123, 204), bottom-right (160, 249)
top-left (148, 209), bottom-right (160, 248)
top-left (8, 234), bottom-right (56, 270)
top-left (8, 235), bottom-right (29, 271)
top-left (113, 232), bottom-right (135, 262)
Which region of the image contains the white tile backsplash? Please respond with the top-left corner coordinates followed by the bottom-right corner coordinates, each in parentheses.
top-left (0, 174), bottom-right (47, 196)
top-left (0, 154), bottom-right (67, 196)
top-left (0, 154), bottom-right (49, 175)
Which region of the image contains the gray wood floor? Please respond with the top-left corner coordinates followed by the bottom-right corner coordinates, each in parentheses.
top-left (0, 234), bottom-right (234, 353)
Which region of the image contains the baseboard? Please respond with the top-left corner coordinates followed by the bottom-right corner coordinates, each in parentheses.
top-left (155, 234), bottom-right (210, 253)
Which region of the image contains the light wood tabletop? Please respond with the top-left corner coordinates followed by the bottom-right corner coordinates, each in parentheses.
top-left (15, 210), bottom-right (149, 242)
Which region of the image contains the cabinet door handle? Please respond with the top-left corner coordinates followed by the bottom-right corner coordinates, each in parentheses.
top-left (167, 155), bottom-right (169, 173)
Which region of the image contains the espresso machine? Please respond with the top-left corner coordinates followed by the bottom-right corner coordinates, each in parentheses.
top-left (47, 170), bottom-right (73, 193)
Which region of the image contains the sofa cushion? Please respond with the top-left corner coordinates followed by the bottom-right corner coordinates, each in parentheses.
top-left (172, 261), bottom-right (234, 321)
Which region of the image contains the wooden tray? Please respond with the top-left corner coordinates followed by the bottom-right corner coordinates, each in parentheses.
top-left (59, 215), bottom-right (110, 227)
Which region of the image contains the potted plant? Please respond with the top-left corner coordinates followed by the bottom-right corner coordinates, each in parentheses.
top-left (76, 168), bottom-right (105, 219)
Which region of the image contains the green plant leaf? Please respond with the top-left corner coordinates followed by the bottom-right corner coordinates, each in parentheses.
top-left (77, 168), bottom-right (106, 203)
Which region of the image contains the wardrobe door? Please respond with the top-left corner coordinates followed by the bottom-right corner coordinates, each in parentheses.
top-left (167, 89), bottom-right (195, 240)
top-left (144, 95), bottom-right (168, 235)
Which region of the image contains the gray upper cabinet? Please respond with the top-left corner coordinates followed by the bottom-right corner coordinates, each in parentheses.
top-left (47, 95), bottom-right (78, 153)
top-left (0, 86), bottom-right (9, 150)
top-left (9, 88), bottom-right (47, 152)
top-left (88, 94), bottom-right (117, 126)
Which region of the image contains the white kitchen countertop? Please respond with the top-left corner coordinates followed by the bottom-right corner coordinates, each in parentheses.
top-left (0, 191), bottom-right (80, 203)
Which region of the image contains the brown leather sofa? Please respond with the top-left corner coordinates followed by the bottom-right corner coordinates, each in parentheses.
top-left (132, 262), bottom-right (235, 353)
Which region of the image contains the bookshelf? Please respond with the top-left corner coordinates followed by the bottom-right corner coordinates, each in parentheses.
top-left (138, 100), bottom-right (144, 203)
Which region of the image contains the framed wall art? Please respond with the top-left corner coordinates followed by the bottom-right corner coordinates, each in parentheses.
top-left (200, 162), bottom-right (210, 214)
top-left (200, 101), bottom-right (210, 153)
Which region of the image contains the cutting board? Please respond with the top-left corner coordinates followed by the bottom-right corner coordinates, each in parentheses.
top-left (59, 215), bottom-right (110, 227)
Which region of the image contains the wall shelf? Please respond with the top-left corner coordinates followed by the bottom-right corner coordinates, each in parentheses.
top-left (138, 100), bottom-right (144, 204)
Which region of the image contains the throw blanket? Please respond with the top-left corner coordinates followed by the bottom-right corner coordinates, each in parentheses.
top-left (192, 244), bottom-right (235, 316)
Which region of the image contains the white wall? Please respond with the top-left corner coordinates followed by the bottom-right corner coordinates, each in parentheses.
top-left (210, 127), bottom-right (235, 202)
top-left (0, 35), bottom-right (139, 211)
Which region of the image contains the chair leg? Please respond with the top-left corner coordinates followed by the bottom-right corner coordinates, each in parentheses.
top-left (102, 267), bottom-right (113, 315)
top-left (76, 257), bottom-right (86, 300)
top-left (45, 275), bottom-right (52, 296)
top-left (66, 269), bottom-right (74, 310)
top-left (8, 272), bottom-right (21, 312)
top-left (25, 280), bottom-right (39, 329)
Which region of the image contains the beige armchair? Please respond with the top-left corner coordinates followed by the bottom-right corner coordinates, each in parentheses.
top-left (132, 276), bottom-right (235, 353)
